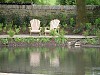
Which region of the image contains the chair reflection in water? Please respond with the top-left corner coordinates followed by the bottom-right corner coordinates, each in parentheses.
top-left (30, 52), bottom-right (59, 67)
top-left (45, 52), bottom-right (59, 67)
top-left (30, 52), bottom-right (40, 67)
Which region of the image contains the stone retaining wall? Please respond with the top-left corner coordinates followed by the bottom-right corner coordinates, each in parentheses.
top-left (0, 4), bottom-right (97, 16)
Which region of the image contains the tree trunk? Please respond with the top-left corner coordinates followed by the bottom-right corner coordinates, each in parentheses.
top-left (76, 0), bottom-right (88, 29)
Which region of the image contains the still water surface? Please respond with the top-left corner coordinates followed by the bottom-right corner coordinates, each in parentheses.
top-left (0, 47), bottom-right (100, 75)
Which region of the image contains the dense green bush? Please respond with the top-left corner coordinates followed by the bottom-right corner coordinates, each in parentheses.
top-left (0, 11), bottom-right (99, 35)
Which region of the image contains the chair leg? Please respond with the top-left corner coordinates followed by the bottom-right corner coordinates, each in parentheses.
top-left (45, 32), bottom-right (46, 36)
top-left (30, 32), bottom-right (31, 35)
top-left (39, 32), bottom-right (41, 36)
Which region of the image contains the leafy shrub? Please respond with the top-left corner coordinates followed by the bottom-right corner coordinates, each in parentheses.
top-left (85, 23), bottom-right (92, 29)
top-left (21, 22), bottom-right (27, 32)
top-left (0, 13), bottom-right (7, 25)
top-left (83, 38), bottom-right (97, 44)
top-left (59, 29), bottom-right (66, 36)
top-left (23, 13), bottom-right (30, 26)
top-left (55, 36), bottom-right (67, 44)
top-left (83, 30), bottom-right (89, 36)
top-left (14, 38), bottom-right (22, 42)
top-left (95, 18), bottom-right (100, 28)
top-left (15, 28), bottom-right (20, 34)
top-left (7, 29), bottom-right (15, 37)
top-left (40, 38), bottom-right (50, 43)
top-left (11, 13), bottom-right (22, 26)
top-left (70, 17), bottom-right (75, 27)
top-left (96, 29), bottom-right (100, 38)
top-left (0, 23), bottom-right (3, 32)
top-left (50, 30), bottom-right (58, 36)
top-left (0, 38), bottom-right (9, 45)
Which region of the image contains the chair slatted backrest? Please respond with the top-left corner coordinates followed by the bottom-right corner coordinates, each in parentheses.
top-left (30, 19), bottom-right (40, 30)
top-left (50, 19), bottom-right (60, 30)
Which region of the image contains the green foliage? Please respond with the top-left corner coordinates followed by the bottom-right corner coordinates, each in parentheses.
top-left (55, 36), bottom-right (67, 44)
top-left (57, 0), bottom-right (76, 5)
top-left (50, 30), bottom-right (58, 36)
top-left (15, 27), bottom-right (20, 34)
top-left (21, 22), bottom-right (27, 32)
top-left (83, 38), bottom-right (98, 44)
top-left (70, 17), bottom-right (75, 27)
top-left (14, 38), bottom-right (34, 43)
top-left (59, 29), bottom-right (66, 36)
top-left (0, 38), bottom-right (9, 45)
top-left (62, 24), bottom-right (68, 29)
top-left (3, 26), bottom-right (7, 32)
top-left (95, 18), bottom-right (100, 28)
top-left (6, 23), bottom-right (13, 30)
top-left (10, 13), bottom-right (22, 26)
top-left (0, 13), bottom-right (7, 25)
top-left (55, 29), bottom-right (67, 44)
top-left (23, 14), bottom-right (30, 26)
top-left (40, 27), bottom-right (45, 35)
top-left (96, 29), bottom-right (100, 38)
top-left (73, 27), bottom-right (82, 34)
top-left (22, 38), bottom-right (31, 43)
top-left (85, 23), bottom-right (92, 30)
top-left (39, 38), bottom-right (50, 43)
top-left (96, 29), bottom-right (100, 44)
top-left (23, 38), bottom-right (36, 43)
top-left (0, 23), bottom-right (3, 32)
top-left (86, 0), bottom-right (100, 5)
top-left (38, 13), bottom-right (67, 27)
top-left (14, 38), bottom-right (23, 42)
top-left (7, 29), bottom-right (15, 37)
top-left (83, 30), bottom-right (89, 36)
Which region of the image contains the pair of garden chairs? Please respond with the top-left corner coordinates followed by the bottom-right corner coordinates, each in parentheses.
top-left (29, 19), bottom-right (60, 35)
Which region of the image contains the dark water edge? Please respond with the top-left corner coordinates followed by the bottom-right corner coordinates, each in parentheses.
top-left (82, 45), bottom-right (100, 48)
top-left (0, 42), bottom-right (100, 48)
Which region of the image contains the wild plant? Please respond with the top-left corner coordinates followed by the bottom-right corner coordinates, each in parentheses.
top-left (70, 17), bottom-right (75, 27)
top-left (7, 29), bottom-right (15, 37)
top-left (3, 24), bottom-right (7, 32)
top-left (15, 27), bottom-right (20, 34)
top-left (39, 38), bottom-right (50, 43)
top-left (21, 22), bottom-right (27, 32)
top-left (83, 30), bottom-right (89, 36)
top-left (14, 38), bottom-right (22, 42)
top-left (50, 30), bottom-right (58, 36)
top-left (85, 23), bottom-right (92, 30)
top-left (55, 36), bottom-right (67, 44)
top-left (95, 18), bottom-right (100, 28)
top-left (0, 23), bottom-right (3, 32)
top-left (96, 29), bottom-right (100, 44)
top-left (83, 38), bottom-right (97, 45)
top-left (0, 38), bottom-right (9, 45)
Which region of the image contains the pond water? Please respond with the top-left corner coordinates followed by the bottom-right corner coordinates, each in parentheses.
top-left (0, 47), bottom-right (100, 75)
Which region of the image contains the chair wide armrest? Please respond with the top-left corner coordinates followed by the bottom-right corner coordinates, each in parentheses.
top-left (28, 27), bottom-right (32, 30)
top-left (57, 26), bottom-right (60, 29)
top-left (39, 27), bottom-right (42, 30)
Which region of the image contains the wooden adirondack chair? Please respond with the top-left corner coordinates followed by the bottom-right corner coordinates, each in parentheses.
top-left (44, 19), bottom-right (60, 35)
top-left (29, 19), bottom-right (41, 35)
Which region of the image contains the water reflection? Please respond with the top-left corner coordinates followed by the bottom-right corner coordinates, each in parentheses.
top-left (0, 47), bottom-right (100, 75)
top-left (30, 52), bottom-right (40, 67)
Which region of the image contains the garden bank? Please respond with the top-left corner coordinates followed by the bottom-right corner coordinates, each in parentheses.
top-left (0, 35), bottom-right (99, 47)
